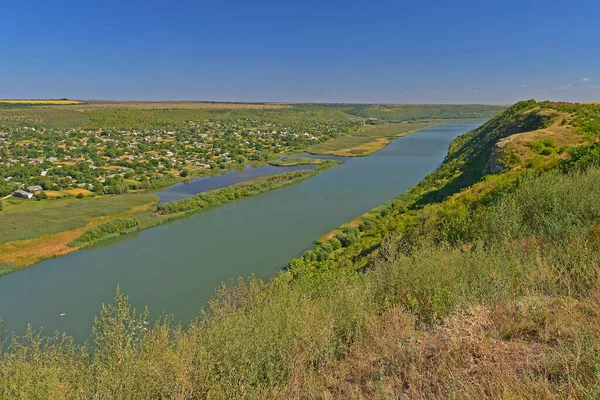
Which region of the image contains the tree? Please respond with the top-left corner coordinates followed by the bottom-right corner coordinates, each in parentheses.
top-left (93, 182), bottom-right (105, 194)
top-left (35, 191), bottom-right (48, 200)
top-left (335, 226), bottom-right (360, 247)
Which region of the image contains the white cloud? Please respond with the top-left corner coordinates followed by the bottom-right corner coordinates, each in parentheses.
top-left (520, 84), bottom-right (527, 88)
top-left (553, 84), bottom-right (574, 90)
top-left (582, 77), bottom-right (590, 82)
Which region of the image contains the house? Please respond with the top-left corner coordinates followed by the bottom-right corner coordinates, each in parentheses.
top-left (27, 185), bottom-right (43, 192)
top-left (14, 190), bottom-right (33, 199)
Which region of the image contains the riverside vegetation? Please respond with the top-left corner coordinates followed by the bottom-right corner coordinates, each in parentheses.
top-left (6, 100), bottom-right (600, 398)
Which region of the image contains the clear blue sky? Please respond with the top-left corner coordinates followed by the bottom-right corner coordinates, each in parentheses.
top-left (1, 0), bottom-right (598, 103)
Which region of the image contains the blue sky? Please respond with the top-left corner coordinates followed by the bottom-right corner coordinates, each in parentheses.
top-left (1, 0), bottom-right (599, 103)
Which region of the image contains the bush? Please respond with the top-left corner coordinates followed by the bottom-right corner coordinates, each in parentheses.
top-left (335, 226), bottom-right (360, 247)
top-left (157, 171), bottom-right (314, 214)
top-left (76, 217), bottom-right (139, 243)
top-left (560, 141), bottom-right (600, 172)
top-left (527, 138), bottom-right (558, 155)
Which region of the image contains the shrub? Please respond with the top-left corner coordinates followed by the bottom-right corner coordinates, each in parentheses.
top-left (335, 226), bottom-right (360, 247)
top-left (527, 138), bottom-right (558, 155)
top-left (76, 217), bottom-right (139, 243)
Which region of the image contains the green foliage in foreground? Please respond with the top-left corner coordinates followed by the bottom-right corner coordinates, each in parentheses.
top-left (2, 164), bottom-right (600, 398)
top-left (74, 217), bottom-right (140, 244)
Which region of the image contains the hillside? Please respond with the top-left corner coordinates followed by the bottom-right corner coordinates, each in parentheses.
top-left (2, 100), bottom-right (600, 399)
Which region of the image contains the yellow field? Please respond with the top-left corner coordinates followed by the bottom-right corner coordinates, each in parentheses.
top-left (0, 99), bottom-right (81, 105)
top-left (72, 100), bottom-right (289, 110)
top-left (66, 188), bottom-right (94, 196)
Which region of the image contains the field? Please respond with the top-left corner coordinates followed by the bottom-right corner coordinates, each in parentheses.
top-left (0, 193), bottom-right (157, 270)
top-left (0, 99), bottom-right (81, 105)
top-left (268, 156), bottom-right (323, 166)
top-left (76, 100), bottom-right (290, 109)
top-left (309, 122), bottom-right (436, 156)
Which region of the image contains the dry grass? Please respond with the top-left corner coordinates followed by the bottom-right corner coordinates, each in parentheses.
top-left (65, 188), bottom-right (93, 196)
top-left (496, 111), bottom-right (583, 165)
top-left (295, 294), bottom-right (600, 400)
top-left (328, 137), bottom-right (391, 157)
top-left (0, 224), bottom-right (92, 267)
top-left (42, 191), bottom-right (68, 199)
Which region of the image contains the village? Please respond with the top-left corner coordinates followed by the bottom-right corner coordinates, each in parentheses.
top-left (0, 119), bottom-right (345, 199)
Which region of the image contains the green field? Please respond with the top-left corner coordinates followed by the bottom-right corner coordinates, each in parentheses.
top-left (268, 156), bottom-right (323, 166)
top-left (0, 194), bottom-right (157, 244)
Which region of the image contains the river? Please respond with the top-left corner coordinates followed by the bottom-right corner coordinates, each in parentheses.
top-left (0, 121), bottom-right (483, 341)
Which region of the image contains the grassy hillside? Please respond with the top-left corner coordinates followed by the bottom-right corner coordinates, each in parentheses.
top-left (3, 101), bottom-right (600, 398)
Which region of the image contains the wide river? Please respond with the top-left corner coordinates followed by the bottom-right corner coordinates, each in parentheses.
top-left (0, 121), bottom-right (483, 341)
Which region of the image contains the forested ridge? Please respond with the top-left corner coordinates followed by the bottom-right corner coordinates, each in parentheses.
top-left (3, 101), bottom-right (600, 399)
